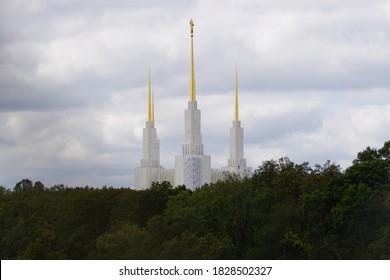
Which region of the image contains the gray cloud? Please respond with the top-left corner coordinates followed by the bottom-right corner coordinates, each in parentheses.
top-left (1, 0), bottom-right (389, 188)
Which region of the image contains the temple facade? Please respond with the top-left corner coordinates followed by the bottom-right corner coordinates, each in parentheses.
top-left (134, 20), bottom-right (251, 190)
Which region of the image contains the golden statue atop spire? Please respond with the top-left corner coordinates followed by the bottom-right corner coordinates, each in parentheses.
top-left (190, 19), bottom-right (194, 37)
top-left (190, 19), bottom-right (196, 101)
top-left (234, 66), bottom-right (239, 121)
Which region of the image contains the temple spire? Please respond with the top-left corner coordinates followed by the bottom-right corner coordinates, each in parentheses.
top-left (148, 67), bottom-right (152, 122)
top-left (152, 89), bottom-right (155, 122)
top-left (190, 19), bottom-right (196, 101)
top-left (234, 66), bottom-right (239, 121)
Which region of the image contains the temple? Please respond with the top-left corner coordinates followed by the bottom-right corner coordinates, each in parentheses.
top-left (134, 20), bottom-right (251, 190)
top-left (222, 67), bottom-right (251, 177)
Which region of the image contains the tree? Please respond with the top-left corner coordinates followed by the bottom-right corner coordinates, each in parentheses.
top-left (367, 226), bottom-right (390, 259)
top-left (14, 179), bottom-right (33, 192)
top-left (160, 232), bottom-right (235, 259)
top-left (88, 224), bottom-right (157, 259)
top-left (19, 227), bottom-right (66, 259)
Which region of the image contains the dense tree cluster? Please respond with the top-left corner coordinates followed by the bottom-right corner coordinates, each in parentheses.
top-left (1, 141), bottom-right (389, 259)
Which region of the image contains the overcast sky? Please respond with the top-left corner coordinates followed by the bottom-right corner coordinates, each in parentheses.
top-left (1, 0), bottom-right (390, 188)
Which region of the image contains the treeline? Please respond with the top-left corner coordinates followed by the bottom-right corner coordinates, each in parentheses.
top-left (1, 141), bottom-right (389, 260)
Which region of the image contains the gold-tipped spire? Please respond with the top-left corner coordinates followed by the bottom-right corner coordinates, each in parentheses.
top-left (151, 89), bottom-right (155, 122)
top-left (148, 67), bottom-right (152, 122)
top-left (190, 19), bottom-right (196, 101)
top-left (234, 66), bottom-right (239, 121)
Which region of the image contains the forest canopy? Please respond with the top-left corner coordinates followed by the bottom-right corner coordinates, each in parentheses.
top-left (1, 141), bottom-right (389, 260)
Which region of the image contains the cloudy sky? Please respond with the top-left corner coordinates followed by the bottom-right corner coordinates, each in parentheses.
top-left (1, 0), bottom-right (390, 188)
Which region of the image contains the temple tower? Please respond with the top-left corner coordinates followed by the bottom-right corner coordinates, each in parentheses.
top-left (224, 67), bottom-right (251, 177)
top-left (134, 69), bottom-right (163, 189)
top-left (174, 19), bottom-right (211, 189)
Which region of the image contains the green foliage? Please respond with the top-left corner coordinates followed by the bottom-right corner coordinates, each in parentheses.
top-left (1, 141), bottom-right (389, 259)
top-left (19, 227), bottom-right (66, 260)
top-left (280, 231), bottom-right (313, 259)
top-left (159, 232), bottom-right (235, 260)
top-left (367, 225), bottom-right (390, 259)
top-left (88, 223), bottom-right (157, 259)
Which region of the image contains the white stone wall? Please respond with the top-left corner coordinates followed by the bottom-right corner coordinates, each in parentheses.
top-left (229, 121), bottom-right (244, 160)
top-left (134, 121), bottom-right (163, 190)
top-left (175, 154), bottom-right (211, 190)
top-left (134, 166), bottom-right (163, 190)
top-left (160, 169), bottom-right (175, 185)
top-left (142, 121), bottom-right (160, 165)
top-left (223, 165), bottom-right (252, 178)
top-left (211, 169), bottom-right (225, 183)
top-left (224, 120), bottom-right (252, 177)
top-left (185, 101), bottom-right (202, 146)
top-left (173, 100), bottom-right (213, 190)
